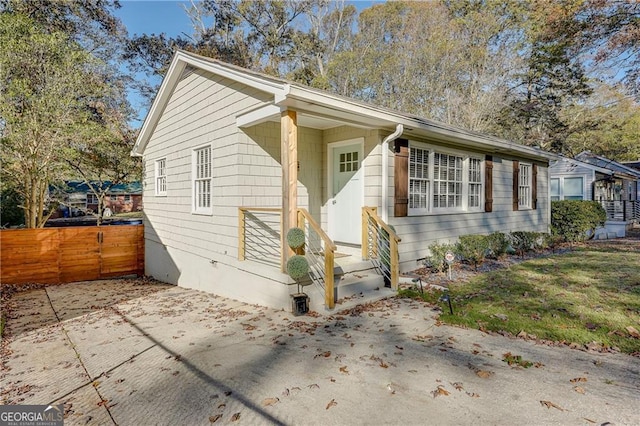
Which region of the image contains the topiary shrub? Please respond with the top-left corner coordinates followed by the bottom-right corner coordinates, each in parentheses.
top-left (455, 235), bottom-right (490, 271)
top-left (286, 227), bottom-right (306, 250)
top-left (286, 255), bottom-right (309, 280)
top-left (551, 200), bottom-right (607, 243)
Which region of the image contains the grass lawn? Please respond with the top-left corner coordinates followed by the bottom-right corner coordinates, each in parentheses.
top-left (400, 242), bottom-right (640, 355)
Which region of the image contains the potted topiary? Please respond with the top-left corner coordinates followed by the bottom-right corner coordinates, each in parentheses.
top-left (286, 228), bottom-right (310, 315)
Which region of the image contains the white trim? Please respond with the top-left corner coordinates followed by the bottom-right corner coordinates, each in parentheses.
top-left (550, 175), bottom-right (587, 201)
top-left (407, 141), bottom-right (484, 216)
top-left (155, 158), bottom-right (167, 196)
top-left (518, 162), bottom-right (533, 210)
top-left (236, 104), bottom-right (282, 128)
top-left (192, 144), bottom-right (213, 215)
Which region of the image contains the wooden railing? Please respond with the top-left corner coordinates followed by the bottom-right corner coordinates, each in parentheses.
top-left (362, 207), bottom-right (401, 290)
top-left (238, 207), bottom-right (337, 308)
top-left (298, 208), bottom-right (337, 309)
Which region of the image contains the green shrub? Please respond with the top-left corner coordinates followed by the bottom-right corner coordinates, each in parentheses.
top-left (425, 241), bottom-right (456, 273)
top-left (486, 232), bottom-right (510, 259)
top-left (509, 231), bottom-right (539, 257)
top-left (286, 227), bottom-right (306, 250)
top-left (551, 200), bottom-right (607, 243)
top-left (455, 235), bottom-right (489, 271)
top-left (286, 255), bottom-right (309, 280)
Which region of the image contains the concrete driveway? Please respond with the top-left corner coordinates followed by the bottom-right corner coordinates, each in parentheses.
top-left (1, 279), bottom-right (639, 425)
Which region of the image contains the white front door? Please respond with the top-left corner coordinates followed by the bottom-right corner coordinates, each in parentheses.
top-left (328, 140), bottom-right (363, 245)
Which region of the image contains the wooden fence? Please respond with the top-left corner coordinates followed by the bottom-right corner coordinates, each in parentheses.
top-left (0, 225), bottom-right (144, 285)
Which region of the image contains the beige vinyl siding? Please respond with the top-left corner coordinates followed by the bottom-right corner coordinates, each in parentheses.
top-left (143, 68), bottom-right (273, 262)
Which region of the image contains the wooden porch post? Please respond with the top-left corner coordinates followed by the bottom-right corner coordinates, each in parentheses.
top-left (281, 109), bottom-right (298, 271)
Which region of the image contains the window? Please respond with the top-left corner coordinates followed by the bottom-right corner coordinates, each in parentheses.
top-left (124, 194), bottom-right (131, 204)
top-left (468, 157), bottom-right (482, 208)
top-left (551, 176), bottom-right (583, 201)
top-left (433, 153), bottom-right (463, 209)
top-left (155, 158), bottom-right (167, 196)
top-left (110, 194), bottom-right (117, 202)
top-left (193, 145), bottom-right (212, 214)
top-left (86, 193), bottom-right (98, 205)
top-left (563, 177), bottom-right (584, 200)
top-left (409, 146), bottom-right (429, 212)
top-left (339, 151), bottom-right (358, 172)
top-left (550, 178), bottom-right (560, 201)
top-left (406, 142), bottom-right (483, 215)
top-left (518, 163), bottom-right (532, 209)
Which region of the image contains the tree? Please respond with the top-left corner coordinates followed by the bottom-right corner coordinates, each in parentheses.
top-left (0, 12), bottom-right (139, 227)
top-left (0, 14), bottom-right (101, 227)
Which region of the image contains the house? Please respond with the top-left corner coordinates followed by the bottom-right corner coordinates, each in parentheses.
top-left (549, 152), bottom-right (640, 238)
top-left (132, 50), bottom-right (555, 312)
top-left (51, 181), bottom-right (143, 218)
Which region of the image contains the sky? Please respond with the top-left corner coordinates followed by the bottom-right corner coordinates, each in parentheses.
top-left (115, 1), bottom-right (194, 39)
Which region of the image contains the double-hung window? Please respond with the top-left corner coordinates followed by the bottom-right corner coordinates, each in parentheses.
top-left (193, 146), bottom-right (212, 215)
top-left (518, 163), bottom-right (532, 209)
top-left (407, 142), bottom-right (483, 215)
top-left (155, 158), bottom-right (167, 196)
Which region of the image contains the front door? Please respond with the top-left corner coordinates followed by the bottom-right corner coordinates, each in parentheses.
top-left (328, 140), bottom-right (363, 245)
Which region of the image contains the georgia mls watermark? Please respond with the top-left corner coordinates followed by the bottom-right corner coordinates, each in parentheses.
top-left (0, 405), bottom-right (63, 426)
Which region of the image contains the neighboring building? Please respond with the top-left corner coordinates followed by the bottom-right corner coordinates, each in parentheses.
top-left (550, 152), bottom-right (640, 238)
top-left (52, 181), bottom-right (143, 217)
top-left (132, 50), bottom-right (555, 312)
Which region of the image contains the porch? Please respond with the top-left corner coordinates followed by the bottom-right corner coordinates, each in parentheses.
top-left (596, 200), bottom-right (640, 239)
top-left (238, 206), bottom-right (401, 311)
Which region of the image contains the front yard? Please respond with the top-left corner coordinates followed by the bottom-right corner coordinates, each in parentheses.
top-left (401, 234), bottom-right (640, 355)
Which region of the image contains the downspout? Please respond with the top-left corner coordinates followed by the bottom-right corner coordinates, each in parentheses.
top-left (381, 124), bottom-right (404, 222)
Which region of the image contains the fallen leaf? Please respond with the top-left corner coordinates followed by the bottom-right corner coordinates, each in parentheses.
top-left (466, 392), bottom-right (480, 398)
top-left (540, 400), bottom-right (564, 411)
top-left (339, 366), bottom-right (349, 374)
top-left (217, 404), bottom-right (226, 410)
top-left (431, 385), bottom-right (450, 398)
top-left (231, 413), bottom-right (241, 422)
top-left (209, 414), bottom-right (222, 423)
top-left (282, 388), bottom-right (290, 396)
top-left (476, 370), bottom-right (494, 379)
top-left (570, 377), bottom-right (587, 383)
top-left (326, 399), bottom-right (337, 410)
top-left (451, 382), bottom-right (464, 391)
top-left (573, 386), bottom-right (586, 394)
top-left (315, 351), bottom-right (331, 359)
top-left (582, 418), bottom-right (596, 424)
top-left (626, 326), bottom-right (640, 338)
top-left (308, 383), bottom-right (320, 389)
top-left (262, 397), bottom-right (279, 407)
top-left (379, 359), bottom-right (389, 368)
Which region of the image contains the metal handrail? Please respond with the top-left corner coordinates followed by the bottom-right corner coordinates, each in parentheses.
top-left (362, 207), bottom-right (401, 290)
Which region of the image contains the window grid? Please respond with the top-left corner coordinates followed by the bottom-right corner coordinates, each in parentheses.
top-left (339, 151), bottom-right (359, 173)
top-left (194, 147), bottom-right (212, 212)
top-left (86, 193), bottom-right (98, 205)
top-left (155, 158), bottom-right (167, 196)
top-left (468, 157), bottom-right (482, 208)
top-left (519, 163), bottom-right (531, 208)
top-left (409, 146), bottom-right (429, 210)
top-left (433, 153), bottom-right (463, 209)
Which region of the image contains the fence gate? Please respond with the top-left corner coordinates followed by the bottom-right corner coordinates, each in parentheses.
top-left (0, 225), bottom-right (144, 285)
